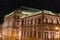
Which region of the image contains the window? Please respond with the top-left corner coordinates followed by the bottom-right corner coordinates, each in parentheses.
top-left (46, 18), bottom-right (48, 23)
top-left (22, 31), bottom-right (23, 36)
top-left (34, 27), bottom-right (36, 30)
top-left (43, 18), bottom-right (48, 23)
top-left (44, 32), bottom-right (48, 39)
top-left (30, 31), bottom-right (32, 37)
top-left (48, 19), bottom-right (52, 23)
top-left (27, 31), bottom-right (29, 37)
top-left (17, 21), bottom-right (19, 25)
top-left (44, 31), bottom-right (59, 39)
top-left (31, 19), bottom-right (33, 25)
top-left (29, 19), bottom-right (31, 26)
top-left (21, 20), bottom-right (24, 26)
top-left (54, 32), bottom-right (59, 39)
top-left (34, 31), bottom-right (36, 38)
top-left (35, 19), bottom-right (36, 23)
top-left (51, 19), bottom-right (53, 23)
top-left (57, 20), bottom-right (58, 24)
top-left (24, 19), bottom-right (26, 25)
top-left (53, 19), bottom-right (57, 24)
top-left (58, 20), bottom-right (60, 24)
top-left (44, 18), bottom-right (46, 23)
top-left (28, 19), bottom-right (29, 25)
top-left (38, 18), bottom-right (41, 24)
top-left (38, 32), bottom-right (41, 38)
top-left (30, 26), bottom-right (32, 30)
top-left (35, 19), bottom-right (37, 24)
top-left (24, 31), bottom-right (26, 37)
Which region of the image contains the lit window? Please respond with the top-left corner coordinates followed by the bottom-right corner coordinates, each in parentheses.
top-left (0, 33), bottom-right (1, 37)
top-left (48, 19), bottom-right (52, 23)
top-left (53, 20), bottom-right (57, 24)
top-left (54, 32), bottom-right (59, 39)
top-left (58, 20), bottom-right (60, 24)
top-left (48, 32), bottom-right (51, 39)
top-left (44, 18), bottom-right (46, 23)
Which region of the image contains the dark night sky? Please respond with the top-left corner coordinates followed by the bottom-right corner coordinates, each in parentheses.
top-left (0, 0), bottom-right (60, 24)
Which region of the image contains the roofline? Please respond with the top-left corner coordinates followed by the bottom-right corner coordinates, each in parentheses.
top-left (21, 13), bottom-right (60, 19)
top-left (20, 6), bottom-right (40, 11)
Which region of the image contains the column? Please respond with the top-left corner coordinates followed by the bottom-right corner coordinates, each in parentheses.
top-left (19, 27), bottom-right (21, 40)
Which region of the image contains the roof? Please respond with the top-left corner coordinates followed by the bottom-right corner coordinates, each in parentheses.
top-left (4, 6), bottom-right (60, 18)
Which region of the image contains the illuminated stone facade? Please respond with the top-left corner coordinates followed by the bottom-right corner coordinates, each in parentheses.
top-left (0, 25), bottom-right (2, 40)
top-left (2, 6), bottom-right (60, 40)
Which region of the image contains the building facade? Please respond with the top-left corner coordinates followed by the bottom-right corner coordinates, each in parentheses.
top-left (0, 25), bottom-right (2, 40)
top-left (2, 7), bottom-right (60, 40)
